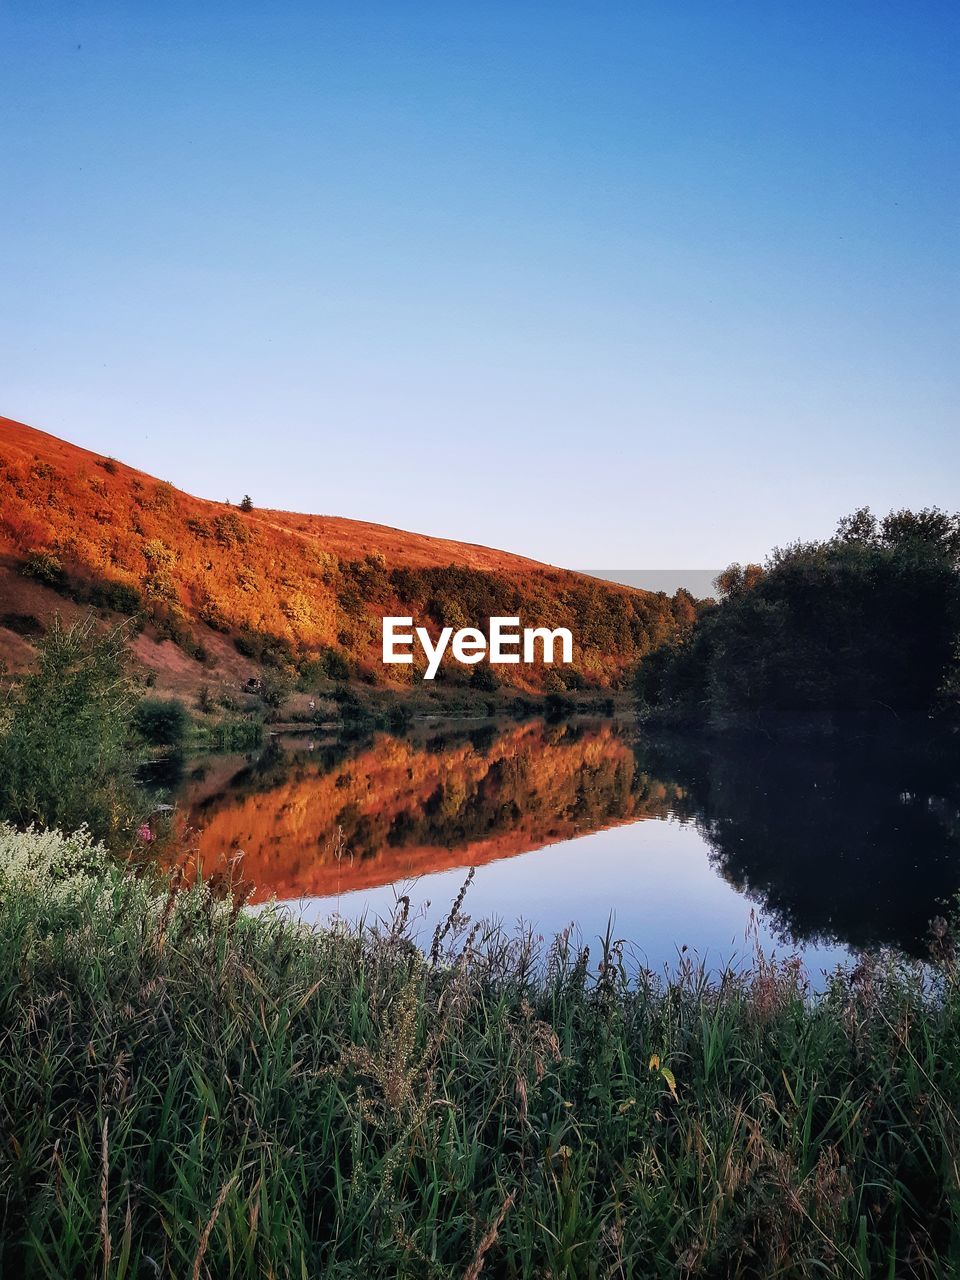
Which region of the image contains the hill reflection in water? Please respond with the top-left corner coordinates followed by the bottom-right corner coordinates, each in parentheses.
top-left (169, 718), bottom-right (960, 966)
top-left (178, 719), bottom-right (678, 900)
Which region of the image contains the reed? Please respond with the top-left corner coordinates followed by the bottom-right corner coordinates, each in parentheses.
top-left (1, 824), bottom-right (959, 1278)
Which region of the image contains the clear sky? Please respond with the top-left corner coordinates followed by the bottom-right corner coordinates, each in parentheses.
top-left (1, 2), bottom-right (957, 568)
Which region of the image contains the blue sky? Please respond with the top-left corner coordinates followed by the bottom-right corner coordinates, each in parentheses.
top-left (1, 2), bottom-right (957, 567)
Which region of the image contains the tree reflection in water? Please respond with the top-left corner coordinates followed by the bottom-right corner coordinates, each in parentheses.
top-left (164, 718), bottom-right (960, 959)
top-left (638, 732), bottom-right (960, 957)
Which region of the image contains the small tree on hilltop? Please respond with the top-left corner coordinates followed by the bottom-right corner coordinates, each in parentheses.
top-left (240, 495), bottom-right (254, 513)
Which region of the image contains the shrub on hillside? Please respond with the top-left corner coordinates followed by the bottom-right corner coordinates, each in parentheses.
top-left (0, 613), bottom-right (44, 638)
top-left (299, 646), bottom-right (352, 685)
top-left (213, 512), bottom-right (250, 547)
top-left (258, 669), bottom-right (293, 709)
top-left (470, 663), bottom-right (499, 692)
top-left (197, 592), bottom-right (230, 631)
top-left (19, 548), bottom-right (65, 587)
top-left (87, 579), bottom-right (143, 616)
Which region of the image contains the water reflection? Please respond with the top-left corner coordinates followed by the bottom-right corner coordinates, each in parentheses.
top-left (177, 719), bottom-right (680, 900)
top-left (166, 718), bottom-right (960, 961)
top-left (640, 734), bottom-right (960, 958)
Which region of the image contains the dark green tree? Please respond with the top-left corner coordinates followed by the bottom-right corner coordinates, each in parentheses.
top-left (470, 664), bottom-right (499, 692)
top-left (637, 508), bottom-right (960, 733)
top-left (133, 697), bottom-right (189, 748)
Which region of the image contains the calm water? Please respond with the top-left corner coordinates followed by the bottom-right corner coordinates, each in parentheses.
top-left (156, 716), bottom-right (960, 979)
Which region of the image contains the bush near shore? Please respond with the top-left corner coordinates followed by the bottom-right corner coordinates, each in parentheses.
top-left (2, 825), bottom-right (960, 1279)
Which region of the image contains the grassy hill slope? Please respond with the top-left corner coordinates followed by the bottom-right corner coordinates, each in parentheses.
top-left (0, 416), bottom-right (693, 698)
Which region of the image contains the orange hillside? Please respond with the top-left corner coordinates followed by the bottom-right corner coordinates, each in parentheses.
top-left (0, 415), bottom-right (694, 694)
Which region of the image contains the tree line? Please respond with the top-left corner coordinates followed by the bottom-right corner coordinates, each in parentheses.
top-left (636, 507), bottom-right (960, 734)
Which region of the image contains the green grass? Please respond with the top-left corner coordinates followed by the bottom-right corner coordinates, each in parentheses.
top-left (2, 826), bottom-right (960, 1278)
top-left (188, 714), bottom-right (265, 752)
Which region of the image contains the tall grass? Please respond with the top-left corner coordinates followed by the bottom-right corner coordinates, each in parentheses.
top-left (2, 825), bottom-right (960, 1278)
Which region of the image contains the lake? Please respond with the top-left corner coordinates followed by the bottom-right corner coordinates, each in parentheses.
top-left (154, 715), bottom-right (960, 980)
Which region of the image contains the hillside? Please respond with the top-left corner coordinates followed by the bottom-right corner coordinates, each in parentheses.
top-left (0, 416), bottom-right (694, 699)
